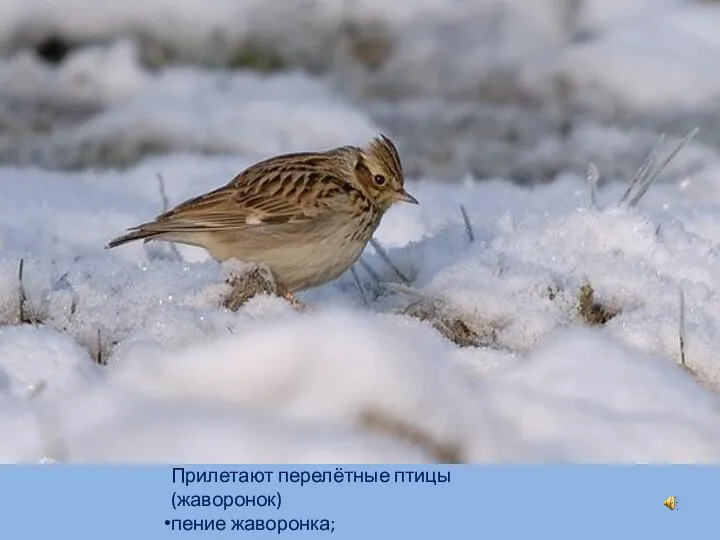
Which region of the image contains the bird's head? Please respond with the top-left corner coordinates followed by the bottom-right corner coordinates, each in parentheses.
top-left (350, 134), bottom-right (418, 212)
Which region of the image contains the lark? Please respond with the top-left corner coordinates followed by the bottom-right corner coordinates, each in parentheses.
top-left (107, 135), bottom-right (417, 305)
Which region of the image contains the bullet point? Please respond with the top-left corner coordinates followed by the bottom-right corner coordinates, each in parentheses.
top-left (165, 520), bottom-right (170, 525)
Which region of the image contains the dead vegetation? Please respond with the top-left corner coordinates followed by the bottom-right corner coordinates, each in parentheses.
top-left (676, 288), bottom-right (702, 387)
top-left (16, 259), bottom-right (39, 325)
top-left (222, 266), bottom-right (279, 312)
top-left (357, 409), bottom-right (464, 464)
top-left (575, 283), bottom-right (619, 326)
top-left (392, 129), bottom-right (698, 350)
top-left (369, 238), bottom-right (412, 284)
top-left (339, 18), bottom-right (395, 71)
top-left (1, 258), bottom-right (113, 365)
top-left (618, 128), bottom-right (698, 209)
top-left (403, 298), bottom-right (503, 349)
top-left (395, 279), bottom-right (622, 350)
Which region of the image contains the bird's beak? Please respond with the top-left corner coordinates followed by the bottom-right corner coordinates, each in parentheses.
top-left (395, 188), bottom-right (419, 205)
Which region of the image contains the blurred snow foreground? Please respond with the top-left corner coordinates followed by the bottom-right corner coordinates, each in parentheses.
top-left (3, 128), bottom-right (720, 463)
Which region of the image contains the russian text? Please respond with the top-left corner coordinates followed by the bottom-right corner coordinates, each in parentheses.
top-left (172, 492), bottom-right (281, 511)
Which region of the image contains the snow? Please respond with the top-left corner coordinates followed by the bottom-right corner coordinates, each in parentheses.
top-left (485, 328), bottom-right (720, 462)
top-left (554, 4), bottom-right (720, 111)
top-left (0, 325), bottom-right (99, 399)
top-left (3, 149), bottom-right (720, 463)
top-left (2, 1), bottom-right (719, 108)
top-left (2, 0), bottom-right (720, 463)
top-left (0, 40), bottom-right (378, 169)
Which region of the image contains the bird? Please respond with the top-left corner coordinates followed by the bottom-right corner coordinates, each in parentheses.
top-left (107, 134), bottom-right (418, 305)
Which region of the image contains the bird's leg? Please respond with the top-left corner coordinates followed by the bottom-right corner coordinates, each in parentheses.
top-left (276, 284), bottom-right (307, 311)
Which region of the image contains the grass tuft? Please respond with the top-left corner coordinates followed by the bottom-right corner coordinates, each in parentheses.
top-left (576, 283), bottom-right (619, 326)
top-left (618, 128), bottom-right (698, 208)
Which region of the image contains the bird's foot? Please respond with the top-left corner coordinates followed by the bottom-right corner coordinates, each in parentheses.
top-left (278, 287), bottom-right (307, 312)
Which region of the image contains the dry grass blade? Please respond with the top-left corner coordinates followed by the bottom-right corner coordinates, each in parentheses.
top-left (16, 258), bottom-right (39, 324)
top-left (17, 258), bottom-right (26, 324)
top-left (155, 173), bottom-right (183, 261)
top-left (679, 288), bottom-right (687, 367)
top-left (676, 288), bottom-right (703, 381)
top-left (357, 259), bottom-right (381, 285)
top-left (379, 281), bottom-right (425, 300)
top-left (459, 204), bottom-right (474, 243)
top-left (358, 409), bottom-right (464, 463)
top-left (628, 127), bottom-right (698, 207)
top-left (156, 172), bottom-right (171, 211)
top-left (95, 328), bottom-right (106, 365)
top-left (586, 162), bottom-right (599, 209)
top-left (619, 134), bottom-right (665, 206)
top-left (370, 237), bottom-right (411, 284)
top-left (618, 128), bottom-right (698, 208)
top-left (351, 266), bottom-right (370, 305)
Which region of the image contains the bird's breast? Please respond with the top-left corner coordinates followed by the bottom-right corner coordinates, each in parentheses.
top-left (264, 211), bottom-right (381, 291)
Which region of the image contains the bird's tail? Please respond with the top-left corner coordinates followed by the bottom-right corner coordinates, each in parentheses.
top-left (106, 228), bottom-right (163, 249)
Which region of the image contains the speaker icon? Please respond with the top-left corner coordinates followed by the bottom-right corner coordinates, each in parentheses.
top-left (663, 496), bottom-right (678, 511)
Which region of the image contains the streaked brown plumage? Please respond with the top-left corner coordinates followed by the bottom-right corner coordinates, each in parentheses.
top-left (107, 134), bottom-right (417, 294)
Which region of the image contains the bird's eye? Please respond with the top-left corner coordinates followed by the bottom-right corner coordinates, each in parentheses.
top-left (373, 174), bottom-right (386, 186)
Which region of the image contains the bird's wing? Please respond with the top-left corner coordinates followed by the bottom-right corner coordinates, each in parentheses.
top-left (134, 166), bottom-right (347, 234)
